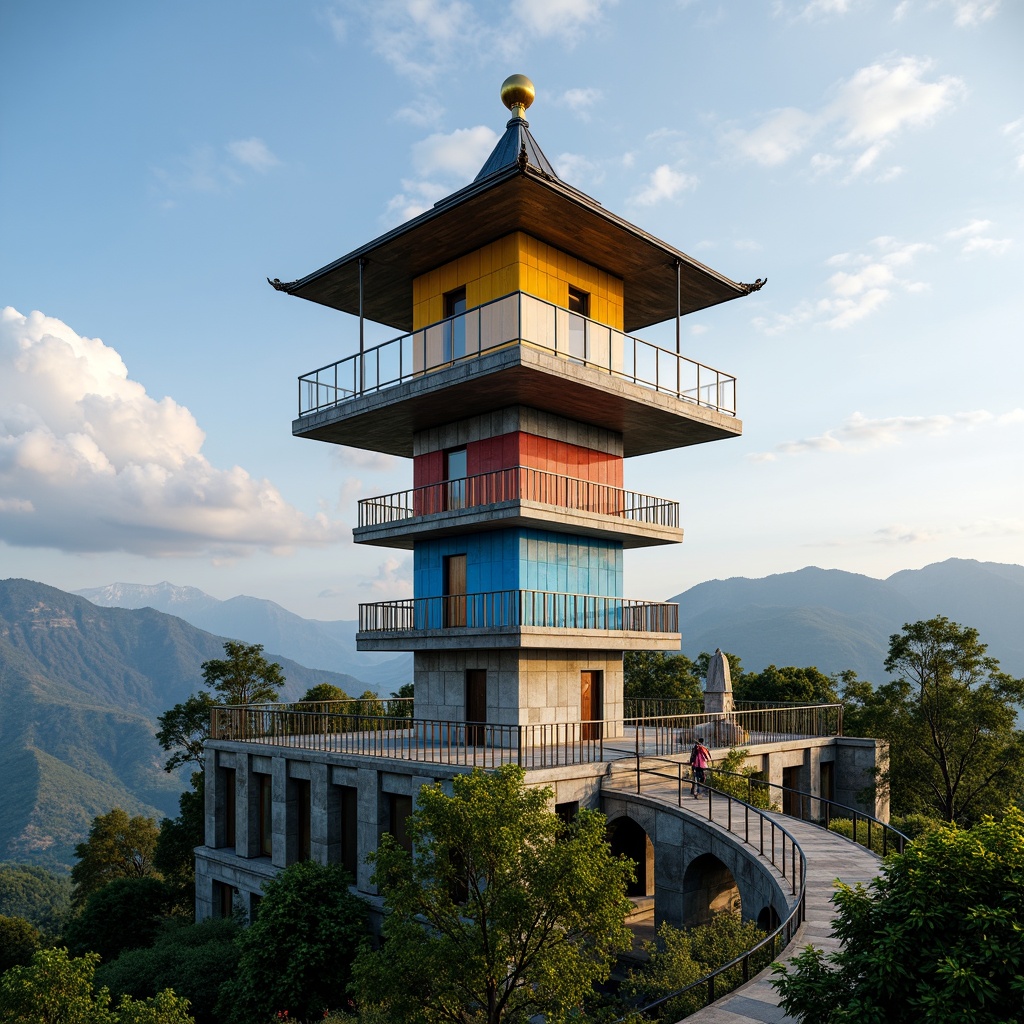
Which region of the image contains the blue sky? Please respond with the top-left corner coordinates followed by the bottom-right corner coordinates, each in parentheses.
top-left (1, 0), bottom-right (1022, 620)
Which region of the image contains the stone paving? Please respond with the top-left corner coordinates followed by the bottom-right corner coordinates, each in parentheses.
top-left (606, 782), bottom-right (883, 1024)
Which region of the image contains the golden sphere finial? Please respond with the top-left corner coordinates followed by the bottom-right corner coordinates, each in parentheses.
top-left (501, 74), bottom-right (535, 118)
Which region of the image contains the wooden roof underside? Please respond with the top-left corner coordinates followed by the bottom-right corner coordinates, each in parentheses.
top-left (278, 167), bottom-right (752, 334)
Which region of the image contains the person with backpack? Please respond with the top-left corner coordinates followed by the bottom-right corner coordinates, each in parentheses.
top-left (689, 736), bottom-right (712, 798)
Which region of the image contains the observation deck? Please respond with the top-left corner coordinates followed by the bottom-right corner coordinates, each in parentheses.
top-left (293, 292), bottom-right (741, 458)
top-left (354, 466), bottom-right (681, 549)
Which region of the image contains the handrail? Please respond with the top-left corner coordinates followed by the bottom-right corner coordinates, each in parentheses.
top-left (357, 465), bottom-right (679, 529)
top-left (707, 767), bottom-right (909, 857)
top-left (358, 589), bottom-right (679, 635)
top-left (607, 755), bottom-right (807, 1020)
top-left (296, 291), bottom-right (737, 417)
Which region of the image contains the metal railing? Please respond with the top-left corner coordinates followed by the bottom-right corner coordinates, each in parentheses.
top-left (357, 466), bottom-right (679, 529)
top-left (607, 755), bottom-right (807, 1020)
top-left (629, 705), bottom-right (844, 756)
top-left (358, 589), bottom-right (679, 635)
top-left (297, 291), bottom-right (737, 417)
top-left (208, 703), bottom-right (842, 767)
top-left (707, 767), bottom-right (908, 857)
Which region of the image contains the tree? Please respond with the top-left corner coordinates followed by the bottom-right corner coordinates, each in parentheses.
top-left (772, 807), bottom-right (1024, 1023)
top-left (201, 640), bottom-right (283, 705)
top-left (351, 764), bottom-right (634, 1024)
top-left (0, 862), bottom-right (73, 938)
top-left (734, 665), bottom-right (839, 705)
top-left (63, 877), bottom-right (172, 961)
top-left (156, 693), bottom-right (216, 774)
top-left (848, 617), bottom-right (1024, 823)
top-left (624, 651), bottom-right (703, 702)
top-left (298, 682), bottom-right (350, 704)
top-left (216, 860), bottom-right (368, 1024)
top-left (97, 918), bottom-right (241, 1024)
top-left (71, 808), bottom-right (161, 908)
top-left (154, 773), bottom-right (206, 917)
top-left (0, 915), bottom-right (40, 975)
top-left (0, 947), bottom-right (195, 1024)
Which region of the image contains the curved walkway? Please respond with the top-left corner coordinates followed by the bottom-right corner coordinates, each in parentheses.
top-left (603, 781), bottom-right (882, 1023)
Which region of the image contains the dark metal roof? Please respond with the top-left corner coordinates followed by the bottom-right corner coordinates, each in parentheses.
top-left (270, 123), bottom-right (763, 334)
top-left (474, 116), bottom-right (559, 181)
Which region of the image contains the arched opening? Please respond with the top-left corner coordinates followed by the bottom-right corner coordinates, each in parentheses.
top-left (757, 904), bottom-right (781, 932)
top-left (682, 853), bottom-right (740, 926)
top-left (606, 815), bottom-right (654, 897)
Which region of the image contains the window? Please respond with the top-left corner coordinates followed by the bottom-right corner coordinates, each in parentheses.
top-left (218, 767), bottom-right (236, 848)
top-left (292, 778), bottom-right (311, 862)
top-left (389, 794), bottom-right (413, 855)
top-left (444, 447), bottom-right (467, 510)
top-left (339, 785), bottom-right (358, 877)
top-left (567, 287), bottom-right (589, 361)
top-left (443, 287), bottom-right (467, 362)
top-left (258, 774), bottom-right (273, 857)
top-left (466, 669), bottom-right (487, 746)
top-left (214, 880), bottom-right (237, 919)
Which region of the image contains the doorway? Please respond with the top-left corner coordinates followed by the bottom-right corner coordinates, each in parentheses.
top-left (782, 765), bottom-right (803, 818)
top-left (443, 554), bottom-right (467, 627)
top-left (580, 670), bottom-right (602, 741)
top-left (466, 669), bottom-right (487, 745)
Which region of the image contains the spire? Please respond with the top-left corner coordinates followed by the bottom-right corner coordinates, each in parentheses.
top-left (474, 74), bottom-right (560, 182)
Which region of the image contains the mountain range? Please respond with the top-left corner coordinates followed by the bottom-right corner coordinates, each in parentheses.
top-left (671, 558), bottom-right (1024, 683)
top-left (0, 579), bottom-right (370, 870)
top-left (3, 557), bottom-right (1021, 870)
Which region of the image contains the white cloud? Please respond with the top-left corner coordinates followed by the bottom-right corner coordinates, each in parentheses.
top-left (946, 218), bottom-right (1012, 255)
top-left (517, 0), bottom-right (614, 38)
top-left (560, 87), bottom-right (602, 120)
top-left (755, 236), bottom-right (933, 334)
top-left (412, 125), bottom-right (497, 179)
top-left (225, 137), bottom-right (280, 172)
top-left (748, 407), bottom-right (1022, 460)
top-left (152, 137), bottom-right (281, 203)
top-left (384, 178), bottom-right (450, 222)
top-left (1001, 117), bottom-right (1024, 171)
top-left (554, 152), bottom-right (602, 186)
top-left (359, 555), bottom-right (413, 594)
top-left (0, 308), bottom-right (345, 557)
top-left (947, 0), bottom-right (1001, 27)
top-left (726, 56), bottom-right (964, 180)
top-left (629, 164), bottom-right (699, 206)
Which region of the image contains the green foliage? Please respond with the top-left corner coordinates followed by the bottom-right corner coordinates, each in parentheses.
top-left (201, 641), bottom-right (283, 705)
top-left (71, 808), bottom-right (161, 907)
top-left (298, 682), bottom-right (350, 704)
top-left (97, 918), bottom-right (241, 1024)
top-left (845, 617), bottom-right (1024, 823)
top-left (154, 774), bottom-right (205, 917)
top-left (0, 862), bottom-right (73, 937)
top-left (156, 694), bottom-right (216, 774)
top-left (63, 876), bottom-right (172, 961)
top-left (0, 946), bottom-right (195, 1024)
top-left (623, 651), bottom-right (703, 703)
top-left (772, 807), bottom-right (1024, 1023)
top-left (734, 664), bottom-right (839, 705)
top-left (216, 860), bottom-right (368, 1024)
top-left (623, 915), bottom-right (770, 1020)
top-left (0, 914), bottom-right (41, 974)
top-left (352, 764), bottom-right (634, 1024)
top-left (708, 750), bottom-right (778, 810)
top-left (391, 682), bottom-right (414, 700)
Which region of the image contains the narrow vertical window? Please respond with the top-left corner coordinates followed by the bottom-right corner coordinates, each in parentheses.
top-left (444, 286), bottom-right (467, 362)
top-left (445, 446), bottom-right (467, 510)
top-left (567, 286), bottom-right (589, 362)
top-left (258, 774), bottom-right (273, 857)
top-left (339, 785), bottom-right (358, 878)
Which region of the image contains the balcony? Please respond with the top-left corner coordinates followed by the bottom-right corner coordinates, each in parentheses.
top-left (208, 703), bottom-right (844, 769)
top-left (354, 466), bottom-right (682, 549)
top-left (293, 292), bottom-right (742, 458)
top-left (357, 588), bottom-right (680, 652)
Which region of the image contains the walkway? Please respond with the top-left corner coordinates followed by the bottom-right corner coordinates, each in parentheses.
top-left (603, 780), bottom-right (882, 1024)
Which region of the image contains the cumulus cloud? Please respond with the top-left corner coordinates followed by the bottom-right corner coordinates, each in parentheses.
top-left (748, 407), bottom-right (1023, 461)
top-left (754, 236), bottom-right (932, 334)
top-left (726, 56), bottom-right (964, 180)
top-left (384, 125), bottom-right (496, 223)
top-left (629, 164), bottom-right (699, 206)
top-left (225, 137), bottom-right (280, 172)
top-left (359, 555), bottom-right (413, 594)
top-left (560, 87), bottom-right (602, 120)
top-left (0, 307), bottom-right (345, 557)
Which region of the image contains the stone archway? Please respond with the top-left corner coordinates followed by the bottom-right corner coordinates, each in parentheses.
top-left (607, 815), bottom-right (654, 897)
top-left (682, 852), bottom-right (740, 926)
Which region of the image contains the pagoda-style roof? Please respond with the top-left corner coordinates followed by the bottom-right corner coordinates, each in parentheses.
top-left (270, 79), bottom-right (762, 334)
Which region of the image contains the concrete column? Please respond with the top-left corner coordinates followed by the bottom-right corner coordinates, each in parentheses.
top-left (203, 755), bottom-right (218, 848)
top-left (310, 762), bottom-right (334, 866)
top-left (271, 757), bottom-right (288, 869)
top-left (356, 767), bottom-right (380, 893)
top-left (236, 754), bottom-right (257, 858)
